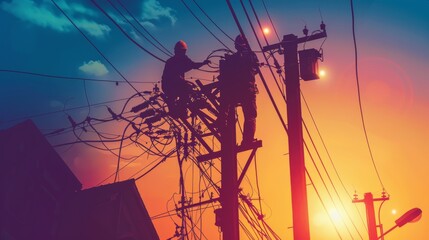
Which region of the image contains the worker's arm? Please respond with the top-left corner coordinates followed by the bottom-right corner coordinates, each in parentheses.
top-left (192, 59), bottom-right (211, 69)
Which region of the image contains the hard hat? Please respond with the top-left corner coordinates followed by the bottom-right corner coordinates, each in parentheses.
top-left (234, 34), bottom-right (246, 45)
top-left (174, 40), bottom-right (188, 51)
top-left (234, 34), bottom-right (248, 51)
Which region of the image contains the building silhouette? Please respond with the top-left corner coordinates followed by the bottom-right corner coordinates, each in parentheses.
top-left (0, 120), bottom-right (159, 240)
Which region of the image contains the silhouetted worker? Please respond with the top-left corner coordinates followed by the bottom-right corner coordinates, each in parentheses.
top-left (220, 34), bottom-right (259, 145)
top-left (161, 40), bottom-right (210, 117)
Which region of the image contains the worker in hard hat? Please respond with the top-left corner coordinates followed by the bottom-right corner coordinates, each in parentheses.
top-left (161, 40), bottom-right (210, 117)
top-left (219, 34), bottom-right (259, 145)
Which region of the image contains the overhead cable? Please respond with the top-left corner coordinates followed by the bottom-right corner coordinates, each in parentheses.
top-left (115, 0), bottom-right (173, 55)
top-left (350, 0), bottom-right (386, 191)
top-left (107, 0), bottom-right (172, 57)
top-left (91, 0), bottom-right (166, 63)
top-left (180, 0), bottom-right (231, 51)
top-left (0, 69), bottom-right (152, 84)
top-left (190, 0), bottom-right (234, 41)
top-left (51, 0), bottom-right (143, 96)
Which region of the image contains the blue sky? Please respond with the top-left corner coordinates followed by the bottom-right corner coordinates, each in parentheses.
top-left (1, 0), bottom-right (428, 239)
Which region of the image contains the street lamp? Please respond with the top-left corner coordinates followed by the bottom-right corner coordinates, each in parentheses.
top-left (378, 208), bottom-right (422, 239)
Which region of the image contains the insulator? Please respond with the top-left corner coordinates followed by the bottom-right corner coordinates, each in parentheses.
top-left (320, 21), bottom-right (326, 31)
top-left (131, 123), bottom-right (141, 134)
top-left (144, 114), bottom-right (162, 125)
top-left (353, 191), bottom-right (358, 200)
top-left (140, 109), bottom-right (156, 119)
top-left (68, 115), bottom-right (76, 128)
top-left (149, 95), bottom-right (159, 101)
top-left (131, 101), bottom-right (150, 113)
top-left (107, 107), bottom-right (118, 119)
top-left (156, 129), bottom-right (168, 135)
top-left (303, 25), bottom-right (309, 36)
top-left (153, 83), bottom-right (160, 93)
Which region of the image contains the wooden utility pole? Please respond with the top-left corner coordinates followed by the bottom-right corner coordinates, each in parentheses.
top-left (220, 103), bottom-right (240, 239)
top-left (263, 27), bottom-right (326, 240)
top-left (353, 192), bottom-right (389, 240)
top-left (284, 33), bottom-right (311, 240)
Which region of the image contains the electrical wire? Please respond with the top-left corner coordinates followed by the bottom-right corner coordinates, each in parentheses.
top-left (350, 0), bottom-right (386, 191)
top-left (116, 0), bottom-right (173, 56)
top-left (239, 2), bottom-right (365, 238)
top-left (303, 124), bottom-right (358, 239)
top-left (301, 91), bottom-right (368, 231)
top-left (106, 0), bottom-right (172, 57)
top-left (91, 0), bottom-right (166, 63)
top-left (2, 97), bottom-right (130, 126)
top-left (306, 168), bottom-right (344, 239)
top-left (260, 0), bottom-right (280, 41)
top-left (180, 0), bottom-right (232, 51)
top-left (245, 2), bottom-right (365, 237)
top-left (226, 0), bottom-right (289, 138)
top-left (0, 69), bottom-right (153, 84)
top-left (245, 0), bottom-right (286, 97)
top-left (190, 0), bottom-right (234, 41)
top-left (51, 0), bottom-right (143, 96)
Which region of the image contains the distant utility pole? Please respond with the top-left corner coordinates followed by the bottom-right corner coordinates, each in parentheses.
top-left (353, 192), bottom-right (389, 240)
top-left (263, 24), bottom-right (327, 240)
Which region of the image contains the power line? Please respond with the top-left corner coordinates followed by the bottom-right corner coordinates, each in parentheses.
top-left (226, 0), bottom-right (289, 137)
top-left (303, 121), bottom-right (362, 239)
top-left (241, 1), bottom-right (363, 237)
top-left (0, 69), bottom-right (155, 84)
top-left (91, 0), bottom-right (166, 63)
top-left (350, 0), bottom-right (385, 191)
top-left (180, 0), bottom-right (232, 51)
top-left (306, 168), bottom-right (344, 239)
top-left (106, 0), bottom-right (172, 57)
top-left (0, 97), bottom-right (131, 126)
top-left (115, 0), bottom-right (173, 56)
top-left (190, 0), bottom-right (234, 41)
top-left (50, 0), bottom-right (143, 96)
top-left (244, 0), bottom-right (286, 98)
top-left (301, 91), bottom-right (368, 232)
top-left (260, 0), bottom-right (280, 41)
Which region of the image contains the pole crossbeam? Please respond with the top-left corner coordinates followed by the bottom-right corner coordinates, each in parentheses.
top-left (353, 192), bottom-right (389, 240)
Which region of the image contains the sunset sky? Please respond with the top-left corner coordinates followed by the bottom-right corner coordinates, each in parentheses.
top-left (1, 0), bottom-right (428, 239)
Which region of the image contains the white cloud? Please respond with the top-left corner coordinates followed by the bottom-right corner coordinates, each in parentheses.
top-left (1, 0), bottom-right (110, 38)
top-left (140, 20), bottom-right (156, 29)
top-left (108, 11), bottom-right (127, 25)
top-left (75, 19), bottom-right (111, 38)
top-left (1, 0), bottom-right (71, 31)
top-left (130, 30), bottom-right (141, 40)
top-left (78, 60), bottom-right (109, 77)
top-left (141, 0), bottom-right (177, 26)
top-left (57, 1), bottom-right (98, 17)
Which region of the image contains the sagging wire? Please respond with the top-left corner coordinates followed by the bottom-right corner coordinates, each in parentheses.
top-left (51, 0), bottom-right (144, 97)
top-left (106, 0), bottom-right (173, 57)
top-left (91, 0), bottom-right (167, 63)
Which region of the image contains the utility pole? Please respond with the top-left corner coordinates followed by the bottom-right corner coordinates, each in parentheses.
top-left (353, 192), bottom-right (389, 240)
top-left (220, 102), bottom-right (240, 240)
top-left (263, 25), bottom-right (326, 240)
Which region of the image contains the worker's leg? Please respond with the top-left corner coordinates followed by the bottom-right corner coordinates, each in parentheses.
top-left (241, 93), bottom-right (257, 144)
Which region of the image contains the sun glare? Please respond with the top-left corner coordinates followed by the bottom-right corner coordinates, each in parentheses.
top-left (329, 209), bottom-right (342, 223)
top-left (263, 27), bottom-right (270, 35)
top-left (319, 69), bottom-right (326, 78)
top-left (392, 209), bottom-right (397, 215)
